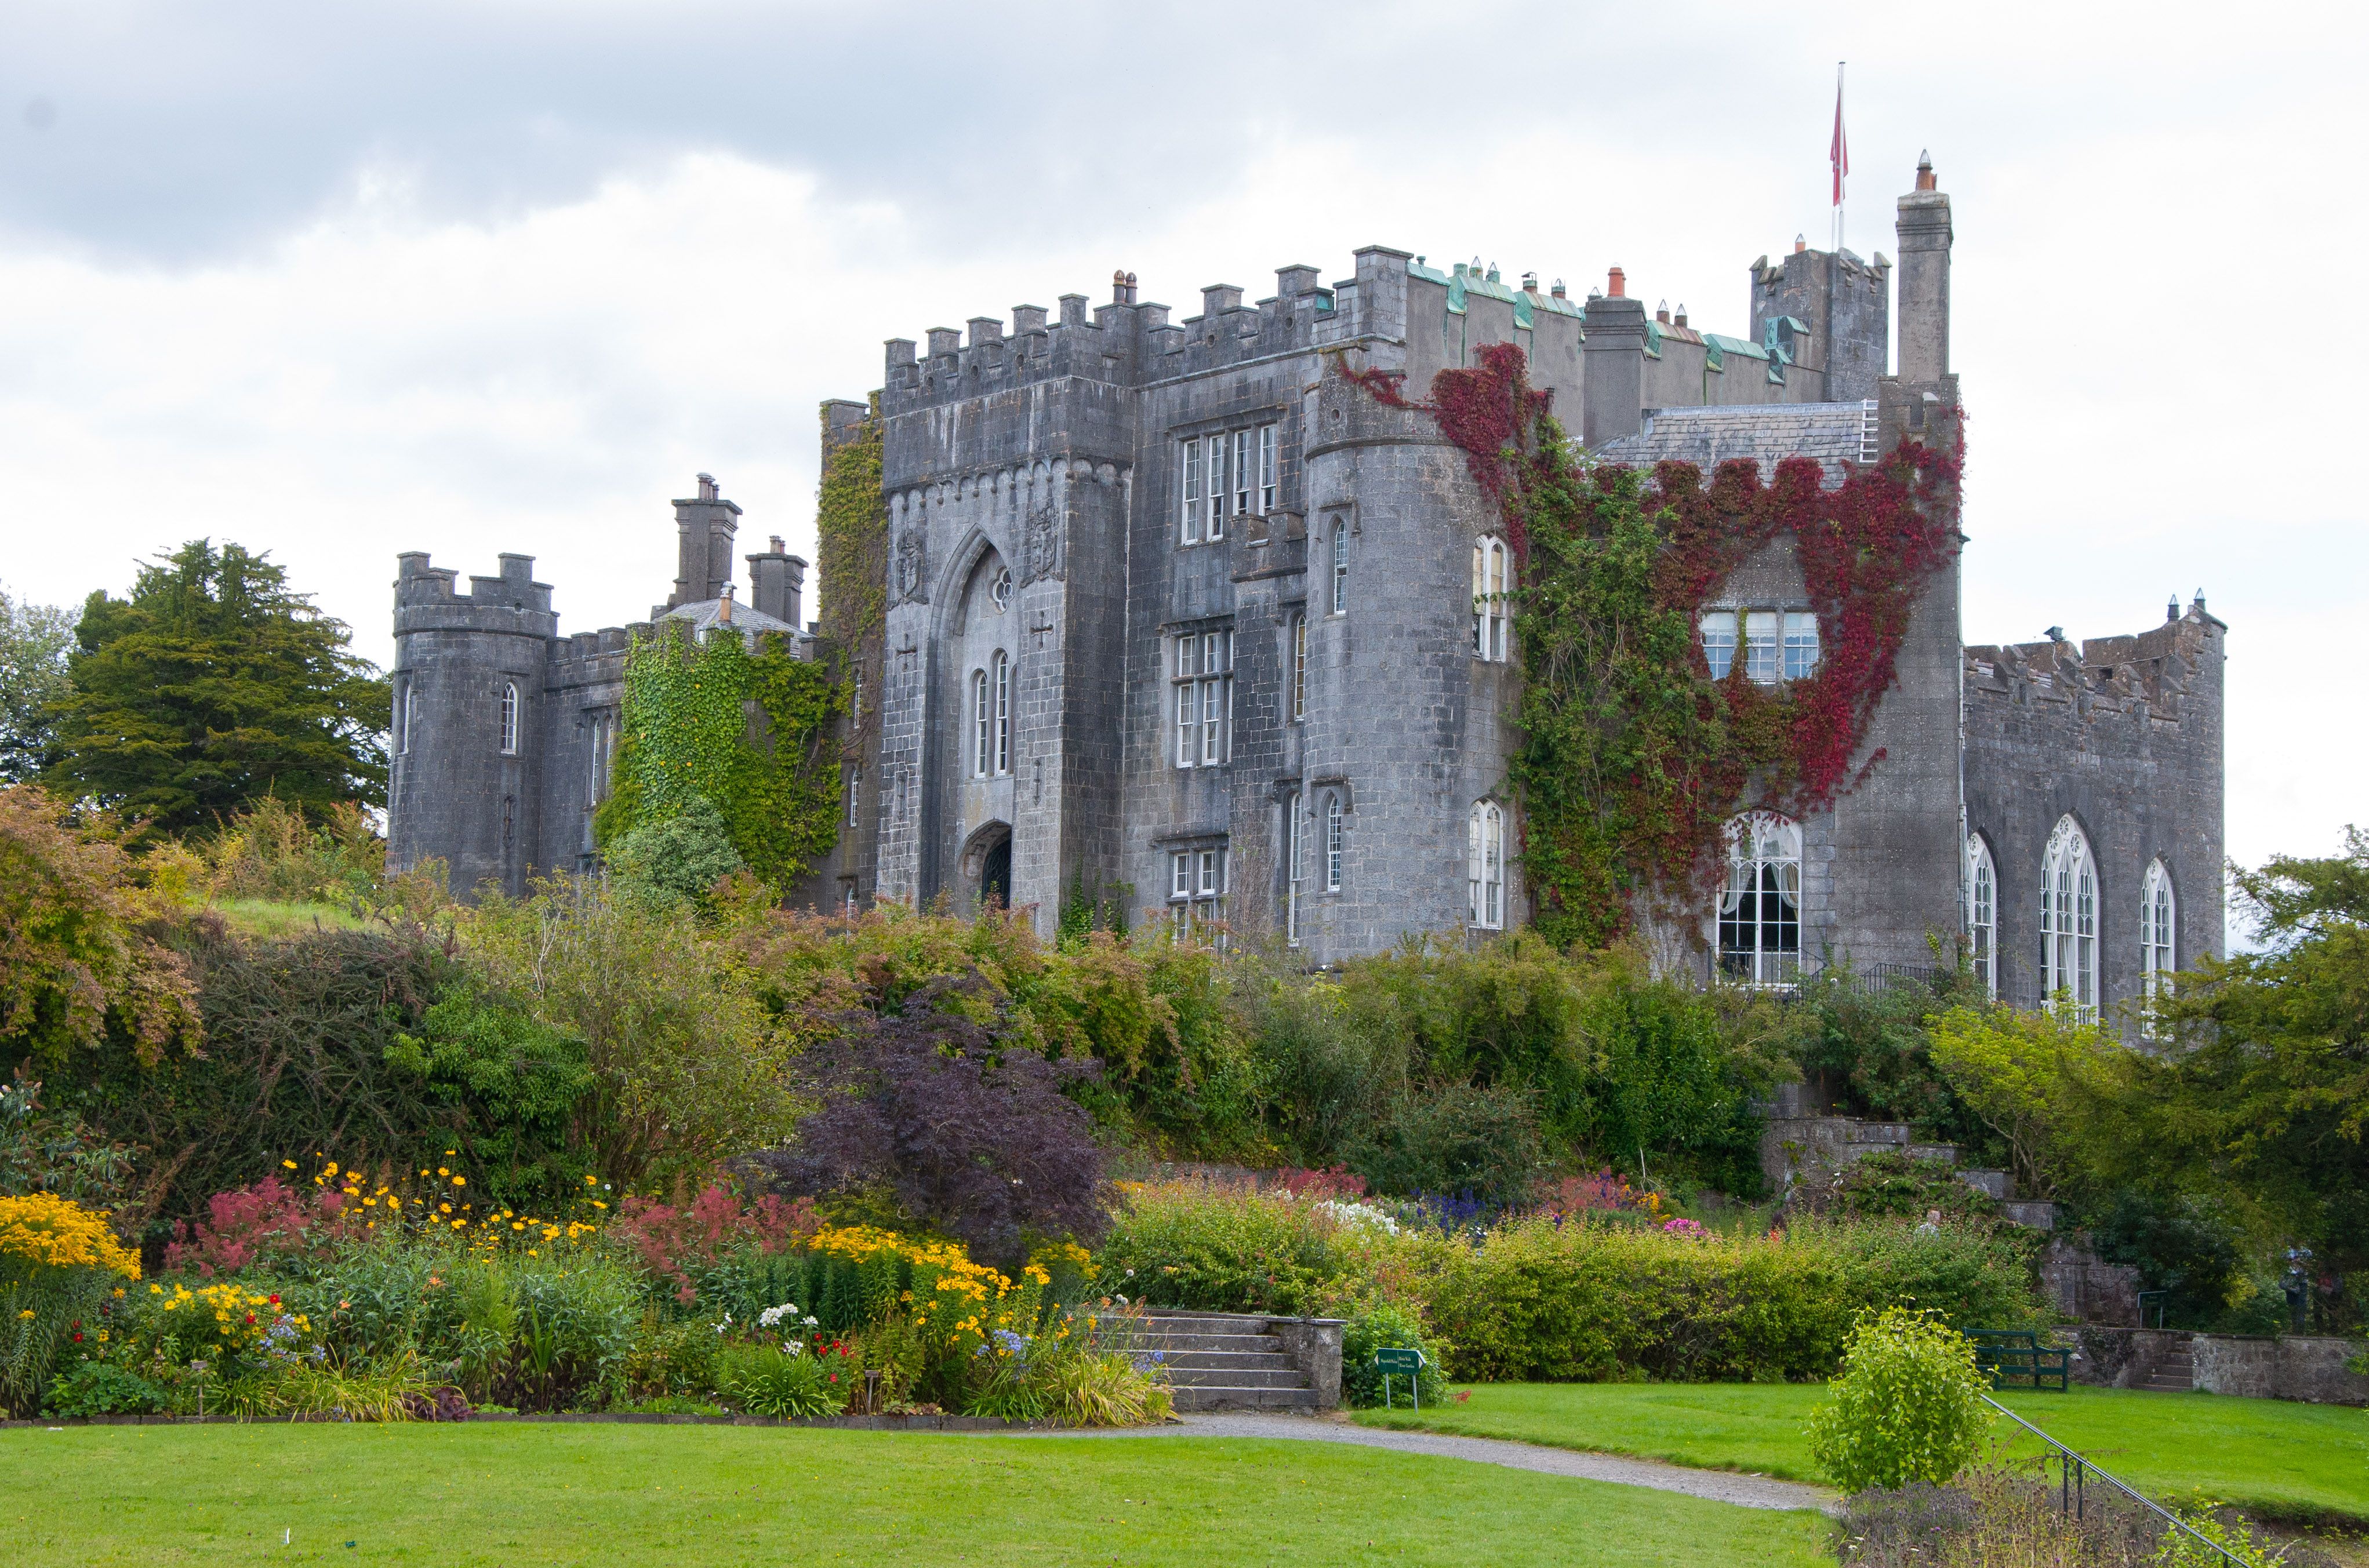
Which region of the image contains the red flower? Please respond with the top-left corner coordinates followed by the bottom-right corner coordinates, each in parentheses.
top-left (268, 1295), bottom-right (281, 1306)
top-left (71, 1332), bottom-right (83, 1343)
top-left (244, 1314), bottom-right (256, 1325)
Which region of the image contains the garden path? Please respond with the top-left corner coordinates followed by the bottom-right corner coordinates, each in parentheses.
top-left (985, 1413), bottom-right (1840, 1515)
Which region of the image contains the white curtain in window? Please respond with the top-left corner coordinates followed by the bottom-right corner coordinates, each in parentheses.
top-left (1468, 801), bottom-right (1504, 929)
top-left (1717, 812), bottom-right (1802, 985)
top-left (1331, 522), bottom-right (1349, 614)
top-left (499, 682), bottom-right (519, 755)
top-left (2141, 858), bottom-right (2175, 1003)
top-left (991, 650), bottom-right (1011, 775)
top-left (1472, 537), bottom-right (1509, 662)
top-left (1324, 792), bottom-right (1344, 890)
top-left (972, 669), bottom-right (990, 778)
top-left (2041, 816), bottom-right (2098, 1012)
top-left (1700, 610), bottom-right (1738, 680)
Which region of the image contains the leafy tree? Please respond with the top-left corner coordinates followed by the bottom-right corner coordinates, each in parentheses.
top-left (1927, 1002), bottom-right (2121, 1199)
top-left (44, 541), bottom-right (387, 835)
top-left (2139, 831), bottom-right (2369, 1284)
top-left (0, 587), bottom-right (73, 783)
top-left (603, 796), bottom-right (744, 909)
top-left (0, 785), bottom-right (199, 1068)
top-left (746, 971), bottom-right (1107, 1267)
top-left (1807, 1307), bottom-right (1989, 1493)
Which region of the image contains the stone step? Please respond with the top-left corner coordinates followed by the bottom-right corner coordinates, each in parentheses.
top-left (1162, 1366), bottom-right (1310, 1390)
top-left (1120, 1313), bottom-right (1282, 1333)
top-left (1144, 1350), bottom-right (1300, 1373)
top-left (1169, 1384), bottom-right (1319, 1413)
top-left (1096, 1331), bottom-right (1289, 1356)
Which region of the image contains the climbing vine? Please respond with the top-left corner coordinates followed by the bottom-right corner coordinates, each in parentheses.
top-left (1343, 343), bottom-right (1961, 947)
top-left (814, 396), bottom-right (887, 665)
top-left (594, 624), bottom-right (846, 890)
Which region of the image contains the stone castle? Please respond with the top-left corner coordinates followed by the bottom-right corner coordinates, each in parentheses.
top-left (387, 157), bottom-right (2225, 1014)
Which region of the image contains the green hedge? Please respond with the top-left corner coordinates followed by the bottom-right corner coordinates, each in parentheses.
top-left (1427, 1216), bottom-right (2045, 1384)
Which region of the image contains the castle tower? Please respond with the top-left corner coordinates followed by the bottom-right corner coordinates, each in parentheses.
top-left (388, 552), bottom-right (558, 897)
top-left (1749, 241), bottom-right (1891, 402)
top-left (666, 472), bottom-right (742, 611)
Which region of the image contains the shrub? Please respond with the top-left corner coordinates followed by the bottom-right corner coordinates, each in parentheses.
top-left (604, 798), bottom-right (744, 909)
top-left (0, 1076), bottom-right (135, 1207)
top-left (1345, 1082), bottom-right (1545, 1205)
top-left (1427, 1214), bottom-right (2043, 1384)
top-left (0, 1192), bottom-right (141, 1417)
top-left (1097, 1181), bottom-right (1342, 1316)
top-left (46, 1358), bottom-right (168, 1415)
top-left (1830, 1150), bottom-right (2000, 1225)
top-left (1807, 1307), bottom-right (1989, 1492)
top-left (714, 1343), bottom-right (846, 1418)
top-left (1342, 1301), bottom-right (1447, 1409)
top-left (745, 972), bottom-right (1108, 1267)
top-left (1036, 1333), bottom-right (1172, 1428)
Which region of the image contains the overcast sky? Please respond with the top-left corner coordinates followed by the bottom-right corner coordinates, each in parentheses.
top-left (1, 0), bottom-right (2361, 900)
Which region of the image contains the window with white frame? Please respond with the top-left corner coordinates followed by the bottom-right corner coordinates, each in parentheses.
top-left (1290, 614), bottom-right (1307, 721)
top-left (2041, 816), bottom-right (2098, 1013)
top-left (971, 668), bottom-right (990, 778)
top-left (1206, 435), bottom-right (1227, 539)
top-left (1473, 537), bottom-right (1510, 661)
top-left (1180, 438), bottom-right (1202, 543)
top-left (1322, 790), bottom-right (1344, 891)
top-left (587, 715), bottom-right (606, 805)
top-left (991, 650), bottom-right (1011, 776)
top-left (1783, 612), bottom-right (1822, 680)
top-left (1258, 424), bottom-right (1277, 512)
top-left (1701, 611), bottom-right (1738, 680)
top-left (499, 682), bottom-right (519, 755)
top-left (1172, 630), bottom-right (1233, 767)
top-left (1744, 612), bottom-right (1781, 683)
top-left (1286, 794), bottom-right (1305, 945)
top-left (1967, 833), bottom-right (1997, 999)
top-left (2141, 858), bottom-right (2175, 1003)
top-left (399, 682), bottom-right (414, 755)
top-left (845, 765), bottom-right (861, 828)
top-left (841, 881), bottom-right (858, 919)
top-left (1718, 812), bottom-right (1802, 985)
top-left (1329, 520), bottom-right (1350, 614)
top-left (1468, 800), bottom-right (1505, 929)
top-left (1231, 429), bottom-right (1253, 518)
top-left (1168, 846), bottom-right (1228, 944)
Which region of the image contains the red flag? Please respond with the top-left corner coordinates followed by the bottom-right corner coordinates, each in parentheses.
top-left (1830, 78), bottom-right (1849, 206)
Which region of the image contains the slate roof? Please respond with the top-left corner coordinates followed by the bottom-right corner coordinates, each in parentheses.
top-left (1593, 401), bottom-right (1879, 485)
top-left (659, 596), bottom-right (808, 648)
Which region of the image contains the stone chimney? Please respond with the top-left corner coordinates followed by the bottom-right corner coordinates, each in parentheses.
top-left (1896, 152), bottom-right (1953, 384)
top-left (746, 535), bottom-right (808, 628)
top-left (669, 473), bottom-right (743, 609)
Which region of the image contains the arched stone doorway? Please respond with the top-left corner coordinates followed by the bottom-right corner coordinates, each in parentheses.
top-left (960, 821), bottom-right (1013, 912)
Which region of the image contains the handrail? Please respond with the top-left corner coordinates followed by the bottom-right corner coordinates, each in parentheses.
top-left (1978, 1393), bottom-right (2247, 1567)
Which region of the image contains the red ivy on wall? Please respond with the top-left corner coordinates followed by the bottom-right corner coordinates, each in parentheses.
top-left (1338, 343), bottom-right (1963, 942)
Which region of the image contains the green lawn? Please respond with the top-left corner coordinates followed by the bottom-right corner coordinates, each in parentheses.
top-left (1354, 1384), bottom-right (2369, 1525)
top-left (0, 1423), bottom-right (1834, 1566)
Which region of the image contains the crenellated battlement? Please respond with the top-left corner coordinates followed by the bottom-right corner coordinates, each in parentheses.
top-left (1965, 599), bottom-right (2223, 723)
top-left (393, 551), bottom-right (558, 638)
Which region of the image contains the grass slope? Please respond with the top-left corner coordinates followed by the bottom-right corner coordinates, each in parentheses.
top-left (208, 898), bottom-right (372, 940)
top-left (0, 1423), bottom-right (1833, 1567)
top-left (1354, 1384), bottom-right (2369, 1525)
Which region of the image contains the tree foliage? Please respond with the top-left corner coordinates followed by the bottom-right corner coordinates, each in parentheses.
top-left (43, 541), bottom-right (388, 834)
top-left (744, 972), bottom-right (1108, 1268)
top-left (0, 585), bottom-right (74, 784)
top-left (1807, 1307), bottom-right (1990, 1493)
top-left (0, 785), bottom-right (199, 1068)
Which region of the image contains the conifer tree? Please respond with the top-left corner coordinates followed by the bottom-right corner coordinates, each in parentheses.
top-left (44, 541), bottom-right (388, 834)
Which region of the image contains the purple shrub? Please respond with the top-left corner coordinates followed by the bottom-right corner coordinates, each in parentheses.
top-left (744, 972), bottom-right (1109, 1267)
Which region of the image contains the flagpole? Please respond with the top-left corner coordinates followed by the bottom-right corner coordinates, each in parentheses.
top-left (1834, 61), bottom-right (1847, 255)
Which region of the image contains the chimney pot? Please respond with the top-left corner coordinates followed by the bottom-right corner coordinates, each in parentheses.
top-left (1520, 271), bottom-right (1538, 292)
top-left (1655, 299), bottom-right (1670, 324)
top-left (1916, 151), bottom-right (1937, 192)
top-left (697, 472), bottom-right (718, 501)
top-left (1674, 304), bottom-right (1688, 327)
top-left (1550, 278), bottom-right (1566, 299)
top-left (1607, 267), bottom-right (1626, 298)
top-left (1794, 234), bottom-right (1807, 254)
top-left (770, 536), bottom-right (785, 554)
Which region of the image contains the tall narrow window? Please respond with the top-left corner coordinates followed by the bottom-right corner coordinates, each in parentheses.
top-left (588, 716), bottom-right (605, 804)
top-left (1290, 614), bottom-right (1307, 721)
top-left (1783, 612), bottom-right (1822, 680)
top-left (499, 682), bottom-right (519, 755)
top-left (399, 682), bottom-right (415, 755)
top-left (972, 669), bottom-right (990, 778)
top-left (841, 882), bottom-right (859, 919)
top-left (2141, 859), bottom-right (2176, 1005)
top-left (852, 668), bottom-right (863, 722)
top-left (1468, 801), bottom-right (1505, 930)
top-left (991, 650), bottom-right (1011, 775)
top-left (1180, 439), bottom-right (1204, 544)
top-left (1701, 610), bottom-right (1739, 680)
top-left (1324, 791), bottom-right (1344, 892)
top-left (1286, 794), bottom-right (1305, 945)
top-left (2041, 816), bottom-right (2099, 1014)
top-left (1258, 424), bottom-right (1277, 512)
top-left (1231, 429), bottom-right (1253, 518)
top-left (1967, 834), bottom-right (1997, 999)
top-left (1473, 536), bottom-right (1509, 662)
top-left (1205, 435), bottom-right (1227, 540)
top-left (1718, 813), bottom-right (1802, 985)
top-left (846, 765), bottom-right (862, 827)
top-left (1330, 521), bottom-right (1350, 614)
top-left (1744, 612), bottom-right (1780, 684)
top-left (1172, 631), bottom-right (1233, 767)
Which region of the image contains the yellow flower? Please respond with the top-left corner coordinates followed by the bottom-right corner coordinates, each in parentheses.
top-left (451, 1219), bottom-right (466, 1229)
top-left (450, 1176), bottom-right (465, 1187)
top-left (526, 1250), bottom-right (538, 1258)
top-left (324, 1162), bottom-right (339, 1177)
top-left (14, 1309), bottom-right (30, 1320)
top-left (282, 1160), bottom-right (297, 1170)
top-left (0, 1194), bottom-right (141, 1279)
top-left (584, 1175), bottom-right (597, 1186)
top-left (437, 1168), bottom-right (449, 1177)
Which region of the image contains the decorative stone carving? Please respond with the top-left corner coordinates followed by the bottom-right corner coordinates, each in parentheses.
top-left (893, 527), bottom-right (928, 604)
top-left (1024, 501), bottom-right (1061, 583)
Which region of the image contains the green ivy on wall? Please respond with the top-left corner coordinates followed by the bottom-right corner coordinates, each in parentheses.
top-left (595, 624), bottom-right (846, 890)
top-left (815, 396), bottom-right (886, 658)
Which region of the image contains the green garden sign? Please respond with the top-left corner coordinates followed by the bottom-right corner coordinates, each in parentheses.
top-left (1375, 1347), bottom-right (1425, 1410)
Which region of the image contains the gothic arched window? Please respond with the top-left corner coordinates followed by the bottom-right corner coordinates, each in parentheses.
top-left (1966, 833), bottom-right (1998, 999)
top-left (1330, 520), bottom-right (1350, 615)
top-left (1286, 792), bottom-right (1306, 945)
top-left (2041, 816), bottom-right (2098, 1013)
top-left (1323, 790), bottom-right (1344, 892)
top-left (991, 650), bottom-right (1011, 776)
top-left (2141, 858), bottom-right (2176, 1002)
top-left (1290, 614), bottom-right (1307, 722)
top-left (499, 682), bottom-right (518, 755)
top-left (1473, 536), bottom-right (1510, 662)
top-left (1718, 812), bottom-right (1801, 985)
top-left (971, 668), bottom-right (990, 779)
top-left (1468, 800), bottom-right (1505, 930)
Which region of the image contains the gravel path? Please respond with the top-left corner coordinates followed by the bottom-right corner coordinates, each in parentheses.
top-left (982, 1412), bottom-right (1837, 1515)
